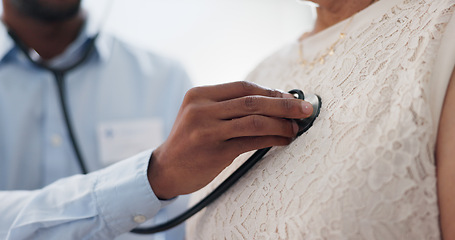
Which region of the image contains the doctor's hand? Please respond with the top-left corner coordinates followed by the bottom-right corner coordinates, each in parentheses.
top-left (147, 81), bottom-right (313, 199)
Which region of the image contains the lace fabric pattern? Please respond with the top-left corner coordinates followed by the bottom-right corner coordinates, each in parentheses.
top-left (187, 0), bottom-right (455, 239)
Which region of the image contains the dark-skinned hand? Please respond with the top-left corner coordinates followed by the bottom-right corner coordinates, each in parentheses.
top-left (147, 81), bottom-right (313, 199)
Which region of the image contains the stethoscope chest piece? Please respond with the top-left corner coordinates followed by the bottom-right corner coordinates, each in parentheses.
top-left (288, 89), bottom-right (322, 136)
top-left (131, 88), bottom-right (322, 234)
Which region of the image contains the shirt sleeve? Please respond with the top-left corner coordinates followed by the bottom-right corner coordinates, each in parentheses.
top-left (0, 150), bottom-right (168, 240)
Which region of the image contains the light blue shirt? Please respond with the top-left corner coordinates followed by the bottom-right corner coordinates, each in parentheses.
top-left (0, 17), bottom-right (192, 239)
top-left (0, 150), bottom-right (169, 239)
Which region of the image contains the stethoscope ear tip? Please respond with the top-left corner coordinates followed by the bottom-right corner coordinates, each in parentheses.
top-left (288, 89), bottom-right (322, 136)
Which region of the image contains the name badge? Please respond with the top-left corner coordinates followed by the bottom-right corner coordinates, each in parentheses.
top-left (97, 119), bottom-right (164, 166)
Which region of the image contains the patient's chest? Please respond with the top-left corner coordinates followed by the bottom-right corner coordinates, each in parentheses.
top-left (186, 0), bottom-right (454, 238)
top-left (186, 51), bottom-right (439, 239)
top-left (187, 76), bottom-right (438, 238)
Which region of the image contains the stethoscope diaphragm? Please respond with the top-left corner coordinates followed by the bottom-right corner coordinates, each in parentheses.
top-left (288, 89), bottom-right (322, 136)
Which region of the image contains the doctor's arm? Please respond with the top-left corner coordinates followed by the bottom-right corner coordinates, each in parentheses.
top-left (0, 81), bottom-right (312, 239)
top-left (0, 151), bottom-right (161, 240)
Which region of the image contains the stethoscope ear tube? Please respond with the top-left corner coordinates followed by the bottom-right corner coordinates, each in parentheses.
top-left (131, 89), bottom-right (322, 234)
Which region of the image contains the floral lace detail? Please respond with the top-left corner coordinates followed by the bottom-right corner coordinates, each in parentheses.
top-left (187, 0), bottom-right (455, 239)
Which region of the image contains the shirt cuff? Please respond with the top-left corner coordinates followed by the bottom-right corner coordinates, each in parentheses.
top-left (93, 149), bottom-right (170, 236)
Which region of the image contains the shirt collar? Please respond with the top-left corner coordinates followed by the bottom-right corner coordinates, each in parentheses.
top-left (0, 20), bottom-right (15, 62)
top-left (88, 20), bottom-right (111, 63)
top-left (0, 13), bottom-right (111, 64)
top-left (64, 14), bottom-right (112, 64)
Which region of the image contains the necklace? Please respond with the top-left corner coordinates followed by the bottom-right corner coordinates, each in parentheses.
top-left (298, 0), bottom-right (379, 69)
top-left (298, 15), bottom-right (354, 69)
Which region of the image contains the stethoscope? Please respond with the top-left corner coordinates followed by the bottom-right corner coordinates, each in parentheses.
top-left (8, 30), bottom-right (322, 235)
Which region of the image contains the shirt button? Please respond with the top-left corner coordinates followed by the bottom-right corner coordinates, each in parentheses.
top-left (51, 134), bottom-right (62, 147)
top-left (133, 215), bottom-right (147, 223)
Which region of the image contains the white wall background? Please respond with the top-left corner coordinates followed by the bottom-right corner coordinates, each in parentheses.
top-left (82, 0), bottom-right (315, 86)
top-left (0, 0), bottom-right (315, 86)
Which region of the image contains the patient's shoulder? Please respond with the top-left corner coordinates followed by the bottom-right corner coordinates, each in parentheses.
top-left (437, 66), bottom-right (455, 240)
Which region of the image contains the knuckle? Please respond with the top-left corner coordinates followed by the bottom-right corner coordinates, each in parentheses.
top-left (283, 120), bottom-right (295, 136)
top-left (281, 98), bottom-right (294, 111)
top-left (268, 89), bottom-right (282, 98)
top-left (231, 118), bottom-right (245, 132)
top-left (239, 81), bottom-right (258, 94)
top-left (250, 115), bottom-right (264, 131)
top-left (184, 86), bottom-right (204, 102)
top-left (183, 104), bottom-right (204, 122)
top-left (244, 96), bottom-right (260, 111)
top-left (291, 122), bottom-right (298, 136)
top-left (221, 101), bottom-right (234, 112)
top-left (264, 88), bottom-right (274, 97)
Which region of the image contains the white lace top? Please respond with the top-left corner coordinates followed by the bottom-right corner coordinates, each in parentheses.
top-left (186, 0), bottom-right (455, 239)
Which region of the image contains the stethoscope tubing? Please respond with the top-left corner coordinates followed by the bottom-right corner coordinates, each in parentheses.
top-left (8, 30), bottom-right (98, 174)
top-left (53, 71), bottom-right (89, 174)
top-left (131, 146), bottom-right (272, 234)
top-left (131, 89), bottom-right (321, 234)
top-left (8, 30), bottom-right (321, 235)
top-left (10, 30), bottom-right (269, 234)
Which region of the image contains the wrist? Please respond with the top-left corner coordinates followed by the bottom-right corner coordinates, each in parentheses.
top-left (147, 148), bottom-right (179, 200)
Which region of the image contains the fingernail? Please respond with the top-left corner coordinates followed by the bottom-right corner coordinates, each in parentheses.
top-left (302, 101), bottom-right (313, 116)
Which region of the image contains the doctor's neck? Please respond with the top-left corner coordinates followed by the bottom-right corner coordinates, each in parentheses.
top-left (1, 0), bottom-right (85, 60)
top-left (306, 0), bottom-right (376, 37)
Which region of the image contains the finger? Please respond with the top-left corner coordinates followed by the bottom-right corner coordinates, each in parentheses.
top-left (225, 136), bottom-right (293, 155)
top-left (187, 81), bottom-right (294, 102)
top-left (215, 96), bottom-right (314, 120)
top-left (222, 115), bottom-right (299, 139)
